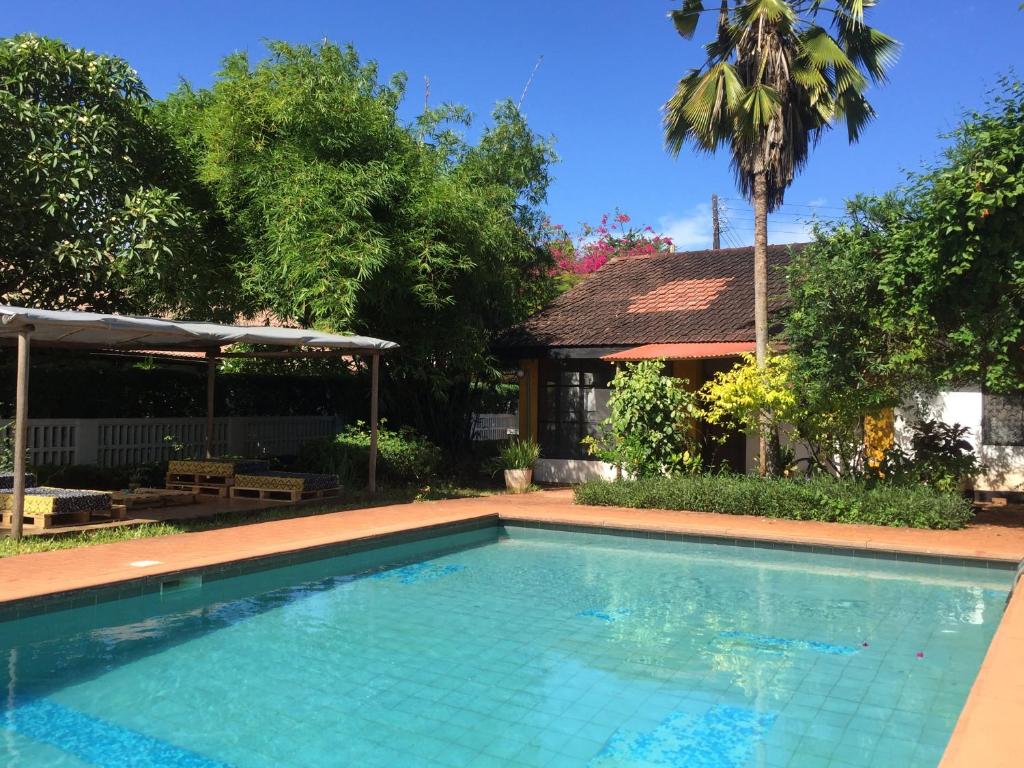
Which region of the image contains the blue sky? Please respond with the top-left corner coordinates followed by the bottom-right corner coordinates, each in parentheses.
top-left (5, 1), bottom-right (1022, 248)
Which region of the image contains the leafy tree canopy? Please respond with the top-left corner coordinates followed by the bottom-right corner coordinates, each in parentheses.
top-left (787, 78), bottom-right (1024, 399)
top-left (158, 41), bottom-right (558, 446)
top-left (0, 34), bottom-right (238, 315)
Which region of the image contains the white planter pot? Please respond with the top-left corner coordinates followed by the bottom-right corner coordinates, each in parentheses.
top-left (504, 468), bottom-right (533, 494)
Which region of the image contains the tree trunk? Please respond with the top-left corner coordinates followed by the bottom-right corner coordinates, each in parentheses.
top-left (752, 171), bottom-right (770, 475)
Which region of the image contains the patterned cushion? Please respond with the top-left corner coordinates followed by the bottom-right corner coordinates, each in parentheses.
top-left (0, 472), bottom-right (36, 490)
top-left (167, 459), bottom-right (270, 477)
top-left (0, 487), bottom-right (111, 515)
top-left (234, 472), bottom-right (339, 492)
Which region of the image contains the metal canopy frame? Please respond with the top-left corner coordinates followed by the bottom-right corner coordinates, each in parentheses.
top-left (0, 306), bottom-right (398, 540)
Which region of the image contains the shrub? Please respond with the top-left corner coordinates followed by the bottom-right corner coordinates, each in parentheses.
top-left (296, 422), bottom-right (441, 486)
top-left (879, 420), bottom-right (980, 493)
top-left (583, 360), bottom-right (703, 477)
top-left (33, 463), bottom-right (167, 490)
top-left (574, 474), bottom-right (974, 530)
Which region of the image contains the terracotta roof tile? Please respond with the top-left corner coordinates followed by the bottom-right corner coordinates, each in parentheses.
top-left (497, 243), bottom-right (802, 349)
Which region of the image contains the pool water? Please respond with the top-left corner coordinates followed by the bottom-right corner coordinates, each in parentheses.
top-left (0, 524), bottom-right (1011, 768)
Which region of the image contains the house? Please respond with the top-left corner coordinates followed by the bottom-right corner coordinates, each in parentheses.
top-left (497, 243), bottom-right (1024, 498)
top-left (496, 244), bottom-right (798, 483)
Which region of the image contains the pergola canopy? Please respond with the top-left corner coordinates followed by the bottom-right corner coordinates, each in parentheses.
top-left (0, 306), bottom-right (398, 353)
top-left (2, 305), bottom-right (395, 540)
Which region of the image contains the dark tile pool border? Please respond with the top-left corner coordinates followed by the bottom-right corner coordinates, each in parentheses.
top-left (0, 515), bottom-right (498, 623)
top-left (500, 518), bottom-right (1021, 572)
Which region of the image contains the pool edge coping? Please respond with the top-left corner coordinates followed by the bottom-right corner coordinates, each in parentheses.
top-left (0, 497), bottom-right (1020, 767)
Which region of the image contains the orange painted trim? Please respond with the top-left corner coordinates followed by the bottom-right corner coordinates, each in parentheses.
top-left (517, 359), bottom-right (539, 442)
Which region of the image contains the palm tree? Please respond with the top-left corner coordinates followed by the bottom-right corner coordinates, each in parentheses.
top-left (663, 0), bottom-right (897, 473)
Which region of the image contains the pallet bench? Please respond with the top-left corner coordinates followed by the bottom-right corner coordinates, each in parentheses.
top-left (1, 509), bottom-right (92, 530)
top-left (0, 487), bottom-right (112, 530)
top-left (165, 459), bottom-right (270, 489)
top-left (229, 472), bottom-right (340, 504)
top-left (111, 488), bottom-right (199, 511)
top-left (165, 483), bottom-right (230, 499)
top-left (229, 486), bottom-right (340, 502)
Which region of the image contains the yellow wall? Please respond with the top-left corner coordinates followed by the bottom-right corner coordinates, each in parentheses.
top-left (517, 359), bottom-right (539, 441)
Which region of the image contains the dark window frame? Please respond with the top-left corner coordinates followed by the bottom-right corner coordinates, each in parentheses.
top-left (537, 359), bottom-right (613, 460)
top-left (982, 389), bottom-right (1024, 446)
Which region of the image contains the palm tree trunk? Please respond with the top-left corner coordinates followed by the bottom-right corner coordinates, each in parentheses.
top-left (753, 171), bottom-right (769, 475)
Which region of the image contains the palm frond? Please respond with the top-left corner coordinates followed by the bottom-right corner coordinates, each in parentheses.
top-left (670, 0), bottom-right (707, 39)
top-left (663, 63), bottom-right (743, 155)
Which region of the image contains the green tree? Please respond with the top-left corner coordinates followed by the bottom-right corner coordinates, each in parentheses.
top-left (159, 41), bottom-right (557, 449)
top-left (662, 0), bottom-right (897, 472)
top-left (0, 35), bottom-right (238, 315)
top-left (787, 79), bottom-right (1024, 400)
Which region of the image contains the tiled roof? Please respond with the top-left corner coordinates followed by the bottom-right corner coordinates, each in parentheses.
top-left (497, 243), bottom-right (802, 349)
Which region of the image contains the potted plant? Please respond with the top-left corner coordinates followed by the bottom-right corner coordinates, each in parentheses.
top-left (500, 438), bottom-right (540, 493)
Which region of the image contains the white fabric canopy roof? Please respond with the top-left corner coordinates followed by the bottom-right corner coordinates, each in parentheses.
top-left (0, 306), bottom-right (397, 352)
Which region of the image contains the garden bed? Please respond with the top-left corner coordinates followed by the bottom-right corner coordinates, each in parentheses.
top-left (574, 475), bottom-right (975, 530)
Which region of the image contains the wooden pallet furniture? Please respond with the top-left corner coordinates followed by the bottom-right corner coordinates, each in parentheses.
top-left (166, 459), bottom-right (270, 500)
top-left (165, 459), bottom-right (269, 490)
top-left (0, 487), bottom-right (112, 530)
top-left (164, 482), bottom-right (230, 499)
top-left (110, 487), bottom-right (198, 511)
top-left (230, 472), bottom-right (340, 503)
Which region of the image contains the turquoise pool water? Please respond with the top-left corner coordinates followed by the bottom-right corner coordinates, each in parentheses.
top-left (0, 524), bottom-right (1011, 768)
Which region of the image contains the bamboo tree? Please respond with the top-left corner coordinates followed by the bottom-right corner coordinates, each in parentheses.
top-left (662, 0), bottom-right (897, 473)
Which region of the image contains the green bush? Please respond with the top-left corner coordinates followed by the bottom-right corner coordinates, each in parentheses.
top-left (574, 474), bottom-right (974, 530)
top-left (296, 422), bottom-right (442, 486)
top-left (583, 359), bottom-right (703, 477)
top-left (33, 463), bottom-right (167, 490)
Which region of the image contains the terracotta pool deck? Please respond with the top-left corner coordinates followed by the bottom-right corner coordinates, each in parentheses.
top-left (0, 488), bottom-right (1020, 766)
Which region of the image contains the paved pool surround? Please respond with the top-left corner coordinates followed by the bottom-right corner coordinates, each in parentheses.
top-left (0, 489), bottom-right (1020, 767)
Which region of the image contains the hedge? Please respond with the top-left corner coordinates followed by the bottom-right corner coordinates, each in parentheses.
top-left (296, 423), bottom-right (442, 487)
top-left (574, 474), bottom-right (974, 530)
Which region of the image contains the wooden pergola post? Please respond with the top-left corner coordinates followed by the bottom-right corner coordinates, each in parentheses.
top-left (11, 328), bottom-right (32, 541)
top-left (368, 352), bottom-right (379, 494)
top-left (204, 352), bottom-right (217, 459)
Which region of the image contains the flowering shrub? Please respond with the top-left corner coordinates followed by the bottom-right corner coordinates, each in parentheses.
top-left (544, 210), bottom-right (674, 279)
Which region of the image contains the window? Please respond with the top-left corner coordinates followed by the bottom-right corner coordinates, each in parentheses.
top-left (537, 359), bottom-right (613, 460)
top-left (982, 391), bottom-right (1024, 446)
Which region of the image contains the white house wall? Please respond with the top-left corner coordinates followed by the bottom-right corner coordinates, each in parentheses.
top-left (896, 388), bottom-right (1024, 494)
top-left (533, 458), bottom-right (618, 484)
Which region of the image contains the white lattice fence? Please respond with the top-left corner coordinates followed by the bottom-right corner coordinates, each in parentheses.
top-left (3, 416), bottom-right (342, 467)
top-left (96, 418), bottom-right (229, 467)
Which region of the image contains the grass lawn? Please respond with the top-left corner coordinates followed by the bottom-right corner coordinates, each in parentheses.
top-left (0, 483), bottom-right (493, 559)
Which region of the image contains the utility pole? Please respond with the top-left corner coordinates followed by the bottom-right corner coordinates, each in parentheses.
top-left (424, 76), bottom-right (430, 112)
top-left (711, 193), bottom-right (721, 250)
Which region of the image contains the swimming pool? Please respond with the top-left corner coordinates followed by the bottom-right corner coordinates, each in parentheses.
top-left (0, 522), bottom-right (1012, 767)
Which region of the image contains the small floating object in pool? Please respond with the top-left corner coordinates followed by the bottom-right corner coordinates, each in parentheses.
top-left (862, 642), bottom-right (869, 648)
top-left (916, 651), bottom-right (925, 658)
